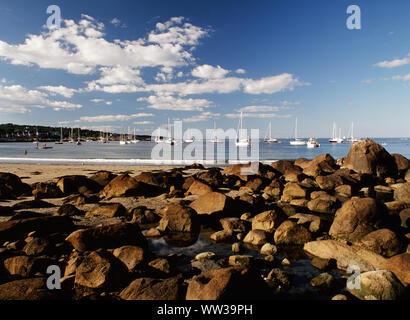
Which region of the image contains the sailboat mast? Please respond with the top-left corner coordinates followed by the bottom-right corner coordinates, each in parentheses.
top-left (295, 118), bottom-right (298, 140)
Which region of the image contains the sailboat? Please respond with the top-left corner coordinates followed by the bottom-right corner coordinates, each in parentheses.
top-left (347, 122), bottom-right (360, 143)
top-left (154, 127), bottom-right (164, 143)
top-left (165, 119), bottom-right (176, 145)
top-left (210, 120), bottom-right (221, 143)
top-left (119, 132), bottom-right (127, 145)
top-left (76, 128), bottom-right (82, 145)
top-left (290, 118), bottom-right (306, 145)
top-left (55, 126), bottom-right (63, 144)
top-left (69, 128), bottom-right (74, 143)
top-left (329, 122), bottom-right (344, 143)
top-left (307, 138), bottom-right (320, 148)
top-left (264, 121), bottom-right (278, 143)
top-left (131, 128), bottom-right (140, 143)
top-left (235, 112), bottom-right (251, 147)
top-left (184, 129), bottom-right (195, 143)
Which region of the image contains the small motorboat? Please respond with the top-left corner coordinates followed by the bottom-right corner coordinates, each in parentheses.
top-left (307, 138), bottom-right (320, 148)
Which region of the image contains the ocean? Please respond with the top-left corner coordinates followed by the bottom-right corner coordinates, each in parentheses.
top-left (0, 138), bottom-right (409, 166)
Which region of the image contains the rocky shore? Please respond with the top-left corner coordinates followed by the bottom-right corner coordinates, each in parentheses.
top-left (0, 138), bottom-right (409, 301)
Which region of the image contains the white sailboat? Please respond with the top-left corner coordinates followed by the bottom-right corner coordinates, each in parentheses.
top-left (235, 112), bottom-right (251, 147)
top-left (290, 118), bottom-right (306, 145)
top-left (210, 120), bottom-right (221, 143)
top-left (264, 121), bottom-right (278, 143)
top-left (33, 127), bottom-right (39, 143)
top-left (165, 119), bottom-right (176, 145)
top-left (131, 128), bottom-right (140, 143)
top-left (329, 122), bottom-right (344, 143)
top-left (154, 127), bottom-right (164, 143)
top-left (347, 122), bottom-right (360, 143)
top-left (55, 126), bottom-right (63, 144)
top-left (184, 129), bottom-right (194, 143)
top-left (76, 128), bottom-right (82, 145)
top-left (69, 128), bottom-right (74, 143)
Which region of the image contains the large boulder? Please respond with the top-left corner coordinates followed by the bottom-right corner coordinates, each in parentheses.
top-left (393, 183), bottom-right (410, 204)
top-left (158, 204), bottom-right (199, 233)
top-left (0, 172), bottom-right (31, 200)
top-left (189, 192), bottom-right (233, 215)
top-left (89, 171), bottom-right (117, 188)
top-left (347, 270), bottom-right (404, 300)
top-left (243, 229), bottom-right (270, 246)
top-left (0, 278), bottom-right (55, 300)
top-left (271, 160), bottom-right (302, 176)
top-left (112, 246), bottom-right (146, 271)
top-left (392, 154), bottom-right (409, 174)
top-left (3, 256), bottom-right (51, 277)
top-left (32, 182), bottom-right (63, 199)
top-left (220, 217), bottom-right (250, 233)
top-left (274, 221), bottom-right (312, 245)
top-left (56, 175), bottom-right (101, 195)
top-left (358, 229), bottom-right (403, 257)
top-left (343, 139), bottom-right (398, 178)
top-left (384, 253), bottom-right (410, 286)
top-left (187, 180), bottom-right (213, 195)
top-left (87, 203), bottom-right (128, 218)
top-left (186, 266), bottom-right (271, 300)
top-left (307, 198), bottom-right (338, 214)
top-left (120, 277), bottom-right (184, 300)
top-left (329, 198), bottom-right (384, 241)
top-left (0, 216), bottom-right (74, 242)
top-left (251, 210), bottom-right (285, 233)
top-left (65, 223), bottom-right (147, 252)
top-left (304, 240), bottom-right (387, 272)
top-left (282, 183), bottom-right (308, 200)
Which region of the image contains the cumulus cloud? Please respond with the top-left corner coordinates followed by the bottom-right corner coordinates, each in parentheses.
top-left (235, 68), bottom-right (246, 74)
top-left (79, 113), bottom-right (154, 123)
top-left (375, 55), bottom-right (410, 68)
top-left (138, 94), bottom-right (211, 111)
top-left (0, 84), bottom-right (81, 113)
top-left (133, 120), bottom-right (154, 125)
top-left (191, 64), bottom-right (229, 79)
top-left (242, 73), bottom-right (306, 94)
top-left (38, 85), bottom-right (77, 98)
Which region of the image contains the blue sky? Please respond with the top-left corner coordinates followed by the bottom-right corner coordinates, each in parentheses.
top-left (0, 0), bottom-right (409, 138)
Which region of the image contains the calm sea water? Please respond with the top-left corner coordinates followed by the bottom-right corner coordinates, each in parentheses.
top-left (0, 138), bottom-right (408, 166)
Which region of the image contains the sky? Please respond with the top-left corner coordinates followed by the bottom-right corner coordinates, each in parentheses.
top-left (0, 0), bottom-right (409, 138)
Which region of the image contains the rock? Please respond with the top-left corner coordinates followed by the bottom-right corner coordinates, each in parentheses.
top-left (186, 266), bottom-right (270, 300)
top-left (220, 217), bottom-right (250, 233)
top-left (144, 228), bottom-right (161, 237)
top-left (265, 268), bottom-right (292, 292)
top-left (242, 177), bottom-right (265, 193)
top-left (304, 240), bottom-right (387, 272)
top-left (358, 229), bottom-right (402, 257)
top-left (66, 223), bottom-right (147, 252)
top-left (288, 213), bottom-right (325, 233)
top-left (23, 237), bottom-right (51, 256)
top-left (0, 206), bottom-right (14, 217)
top-left (113, 246), bottom-right (146, 271)
top-left (130, 206), bottom-right (160, 224)
top-left (75, 251), bottom-right (126, 289)
top-left (394, 183), bottom-right (410, 204)
top-left (260, 243), bottom-right (277, 256)
top-left (187, 180), bottom-right (213, 195)
top-left (335, 184), bottom-right (353, 198)
top-left (243, 230), bottom-right (270, 246)
top-left (316, 174), bottom-right (345, 191)
top-left (400, 208), bottom-right (410, 228)
top-left (189, 192), bottom-right (233, 215)
top-left (310, 273), bottom-right (339, 293)
top-left (120, 277), bottom-right (183, 300)
top-left (329, 197), bottom-right (384, 241)
top-left (385, 201), bottom-right (408, 216)
top-left (406, 168), bottom-right (410, 182)
top-left (347, 270), bottom-right (404, 300)
top-left (210, 230), bottom-right (234, 242)
top-left (64, 256), bottom-right (82, 277)
top-left (271, 160), bottom-right (302, 176)
top-left (343, 139), bottom-right (398, 178)
top-left (89, 171), bottom-right (117, 188)
top-left (12, 200), bottom-right (55, 210)
top-left (282, 183), bottom-right (307, 200)
top-left (195, 252), bottom-right (216, 261)
top-left (392, 154), bottom-right (409, 174)
top-left (228, 255), bottom-right (253, 266)
top-left (100, 174), bottom-right (163, 199)
top-left (0, 278), bottom-right (55, 300)
top-left (87, 203), bottom-right (128, 218)
top-left (384, 253), bottom-right (410, 286)
top-left (0, 172), bottom-right (31, 200)
top-left (56, 175), bottom-right (101, 195)
top-left (0, 216), bottom-right (74, 242)
top-left (57, 204), bottom-right (83, 216)
top-left (332, 294), bottom-right (347, 300)
top-left (281, 258), bottom-right (291, 266)
top-left (192, 259), bottom-right (222, 273)
top-left (274, 221), bottom-right (312, 245)
top-left (232, 242), bottom-right (242, 253)
top-left (134, 171), bottom-right (184, 190)
top-left (158, 204), bottom-right (198, 233)
top-left (310, 191), bottom-right (337, 201)
top-left (311, 257), bottom-right (336, 271)
top-left (307, 198), bottom-right (338, 214)
top-left (32, 182), bottom-right (63, 199)
top-left (251, 210), bottom-right (285, 233)
top-left (4, 255), bottom-right (51, 277)
top-left (148, 258), bottom-right (171, 274)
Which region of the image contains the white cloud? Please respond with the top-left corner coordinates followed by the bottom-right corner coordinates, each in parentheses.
top-left (133, 120), bottom-right (154, 125)
top-left (235, 68), bottom-right (246, 74)
top-left (242, 73), bottom-right (306, 94)
top-left (138, 94), bottom-right (211, 111)
top-left (238, 106), bottom-right (281, 112)
top-left (38, 85), bottom-right (77, 98)
top-left (183, 111), bottom-right (221, 123)
top-left (110, 18), bottom-right (124, 27)
top-left (0, 84), bottom-right (81, 113)
top-left (375, 56), bottom-right (410, 68)
top-left (192, 64), bottom-right (229, 79)
top-left (392, 73), bottom-right (410, 81)
top-left (79, 113), bottom-right (154, 123)
top-left (225, 112), bottom-right (292, 119)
